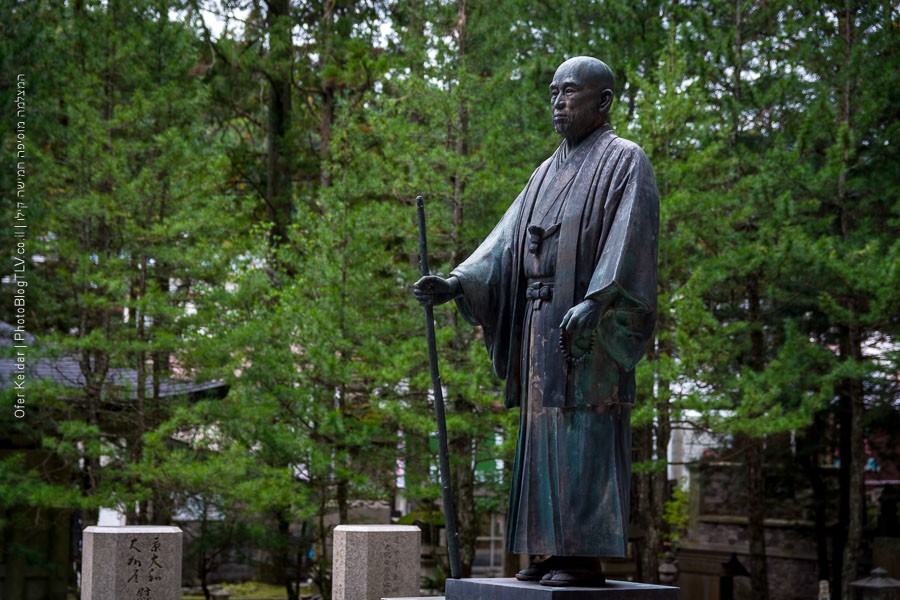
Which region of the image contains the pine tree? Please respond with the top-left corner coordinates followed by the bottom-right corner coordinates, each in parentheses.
top-left (1, 0), bottom-right (244, 593)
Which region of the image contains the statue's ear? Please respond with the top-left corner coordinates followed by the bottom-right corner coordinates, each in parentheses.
top-left (598, 89), bottom-right (614, 117)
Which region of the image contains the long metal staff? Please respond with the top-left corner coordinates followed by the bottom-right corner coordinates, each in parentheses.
top-left (416, 196), bottom-right (462, 580)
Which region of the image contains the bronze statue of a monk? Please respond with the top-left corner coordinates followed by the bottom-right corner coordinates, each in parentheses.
top-left (414, 56), bottom-right (659, 587)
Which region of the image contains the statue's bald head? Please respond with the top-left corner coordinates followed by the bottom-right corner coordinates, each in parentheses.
top-left (556, 56), bottom-right (615, 102)
top-left (550, 57), bottom-right (615, 145)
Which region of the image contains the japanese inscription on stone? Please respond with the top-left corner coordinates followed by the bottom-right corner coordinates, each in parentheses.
top-left (81, 526), bottom-right (182, 600)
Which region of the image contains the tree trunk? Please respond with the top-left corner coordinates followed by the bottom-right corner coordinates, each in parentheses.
top-left (451, 431), bottom-right (475, 578)
top-left (337, 475), bottom-right (350, 525)
top-left (634, 424), bottom-right (656, 583)
top-left (265, 0), bottom-right (294, 246)
top-left (450, 0), bottom-right (468, 271)
top-left (277, 510), bottom-right (300, 600)
top-left (838, 322), bottom-right (866, 599)
top-left (799, 415), bottom-right (832, 583)
top-left (199, 509), bottom-right (212, 600)
top-left (447, 0), bottom-right (475, 579)
top-left (835, 6), bottom-right (863, 597)
top-left (746, 436), bottom-right (769, 598)
top-left (315, 499), bottom-right (331, 600)
top-left (651, 327), bottom-right (674, 583)
top-left (745, 280), bottom-right (770, 599)
top-left (318, 0), bottom-right (335, 189)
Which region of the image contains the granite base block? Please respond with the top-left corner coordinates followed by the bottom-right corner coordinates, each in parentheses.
top-left (81, 526), bottom-right (182, 600)
top-left (445, 578), bottom-right (679, 600)
top-left (333, 524), bottom-right (421, 600)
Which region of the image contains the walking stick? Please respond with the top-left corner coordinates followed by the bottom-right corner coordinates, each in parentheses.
top-left (416, 196), bottom-right (462, 580)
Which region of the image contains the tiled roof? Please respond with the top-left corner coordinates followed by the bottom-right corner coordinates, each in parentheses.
top-left (0, 356), bottom-right (224, 398)
top-left (1, 324), bottom-right (224, 399)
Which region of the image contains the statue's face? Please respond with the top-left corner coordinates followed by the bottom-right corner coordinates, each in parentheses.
top-left (550, 60), bottom-right (610, 146)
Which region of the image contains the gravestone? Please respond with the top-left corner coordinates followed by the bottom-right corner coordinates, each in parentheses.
top-left (333, 524), bottom-right (421, 600)
top-left (81, 526), bottom-right (182, 600)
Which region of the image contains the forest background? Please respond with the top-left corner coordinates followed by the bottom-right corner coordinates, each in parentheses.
top-left (0, 1), bottom-right (897, 600)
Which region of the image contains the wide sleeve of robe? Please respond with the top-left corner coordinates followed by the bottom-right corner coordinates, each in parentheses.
top-left (449, 186), bottom-right (527, 382)
top-left (585, 144), bottom-right (659, 373)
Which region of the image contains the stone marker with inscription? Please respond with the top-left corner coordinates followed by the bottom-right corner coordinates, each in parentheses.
top-left (81, 526), bottom-right (182, 600)
top-left (333, 524), bottom-right (421, 600)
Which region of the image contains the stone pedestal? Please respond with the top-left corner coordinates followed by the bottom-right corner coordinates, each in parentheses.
top-left (333, 525), bottom-right (421, 600)
top-left (81, 526), bottom-right (182, 600)
top-left (444, 578), bottom-right (679, 600)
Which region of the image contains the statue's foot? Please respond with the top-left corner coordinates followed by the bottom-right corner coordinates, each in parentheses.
top-left (515, 556), bottom-right (567, 582)
top-left (539, 558), bottom-right (605, 587)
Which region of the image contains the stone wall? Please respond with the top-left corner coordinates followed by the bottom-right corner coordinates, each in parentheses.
top-left (677, 462), bottom-right (832, 600)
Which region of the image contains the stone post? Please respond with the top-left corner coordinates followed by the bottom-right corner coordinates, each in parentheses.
top-left (81, 526), bottom-right (182, 600)
top-left (332, 525), bottom-right (421, 600)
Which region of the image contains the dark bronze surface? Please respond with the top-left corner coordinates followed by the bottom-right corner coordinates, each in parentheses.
top-left (445, 578), bottom-right (679, 600)
top-left (414, 56), bottom-right (659, 566)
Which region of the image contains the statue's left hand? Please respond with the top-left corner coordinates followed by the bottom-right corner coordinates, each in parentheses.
top-left (559, 298), bottom-right (606, 356)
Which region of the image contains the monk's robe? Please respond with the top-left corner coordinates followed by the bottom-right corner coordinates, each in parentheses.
top-left (451, 123), bottom-right (659, 557)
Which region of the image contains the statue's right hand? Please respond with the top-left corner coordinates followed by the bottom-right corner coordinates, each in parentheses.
top-left (413, 275), bottom-right (462, 307)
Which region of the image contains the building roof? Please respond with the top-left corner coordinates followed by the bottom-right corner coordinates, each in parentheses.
top-left (0, 323), bottom-right (224, 400)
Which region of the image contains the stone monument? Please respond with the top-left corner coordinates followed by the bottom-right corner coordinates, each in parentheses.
top-left (414, 55), bottom-right (660, 589)
top-left (81, 525), bottom-right (182, 600)
top-left (332, 524), bottom-right (421, 600)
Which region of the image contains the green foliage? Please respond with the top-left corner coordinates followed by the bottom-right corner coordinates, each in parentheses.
top-left (662, 479), bottom-right (691, 548)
